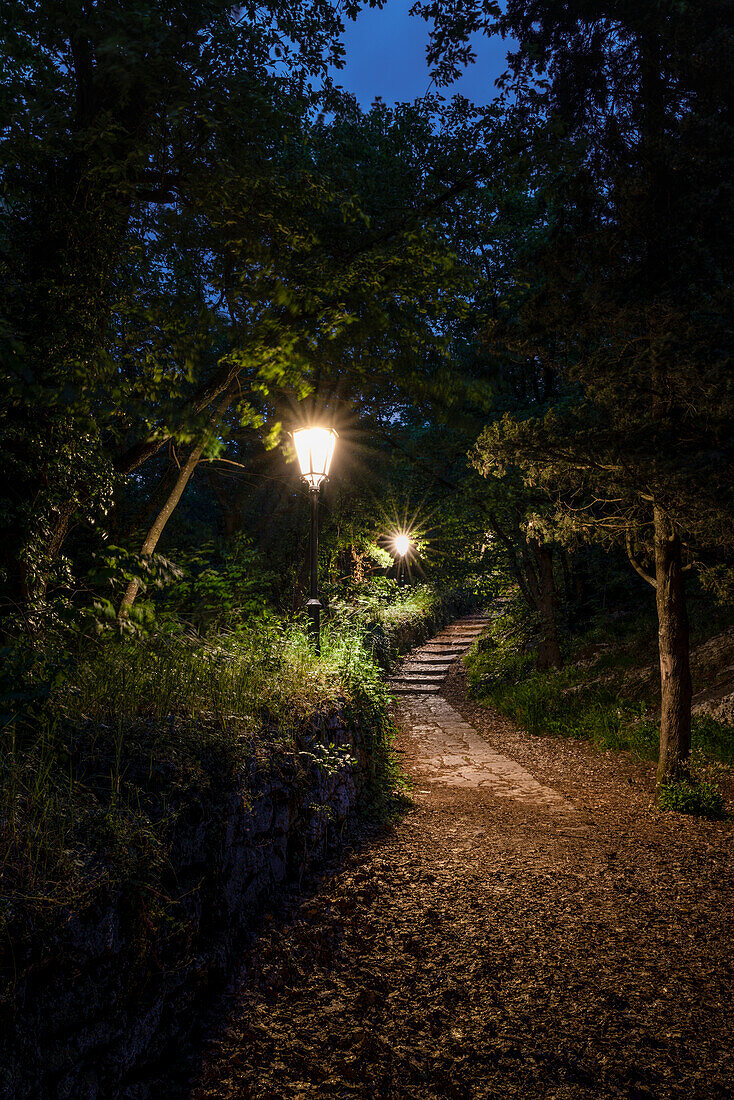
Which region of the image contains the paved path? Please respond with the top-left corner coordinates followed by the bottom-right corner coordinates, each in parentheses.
top-left (392, 613), bottom-right (576, 814)
top-left (191, 613), bottom-right (734, 1100)
top-left (403, 694), bottom-right (570, 808)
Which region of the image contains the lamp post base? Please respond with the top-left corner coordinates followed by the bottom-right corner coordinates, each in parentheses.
top-left (306, 597), bottom-right (322, 653)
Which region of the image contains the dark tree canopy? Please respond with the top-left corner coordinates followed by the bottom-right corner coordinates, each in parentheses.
top-left (2, 0), bottom-right (734, 786)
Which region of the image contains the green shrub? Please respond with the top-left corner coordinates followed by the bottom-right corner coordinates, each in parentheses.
top-left (329, 580), bottom-right (480, 670)
top-left (157, 534), bottom-right (276, 632)
top-left (657, 777), bottom-right (725, 817)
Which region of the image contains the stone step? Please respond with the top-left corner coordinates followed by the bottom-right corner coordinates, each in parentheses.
top-left (441, 624), bottom-right (487, 629)
top-left (420, 654), bottom-right (458, 661)
top-left (419, 645), bottom-right (465, 653)
top-left (405, 654), bottom-right (454, 663)
top-left (400, 662), bottom-right (451, 671)
top-left (406, 650), bottom-right (456, 658)
top-left (391, 674), bottom-right (444, 682)
top-left (439, 636), bottom-right (483, 642)
top-left (446, 621), bottom-right (489, 627)
top-left (393, 677), bottom-right (444, 686)
top-left (436, 631), bottom-right (485, 638)
top-left (400, 671), bottom-right (450, 679)
top-left (442, 624), bottom-right (488, 633)
top-left (415, 654), bottom-right (459, 662)
top-left (432, 634), bottom-right (480, 641)
top-left (391, 685), bottom-right (441, 694)
top-left (443, 624), bottom-right (488, 630)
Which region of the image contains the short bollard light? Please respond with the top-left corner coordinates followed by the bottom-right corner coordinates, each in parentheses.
top-left (293, 426), bottom-right (338, 653)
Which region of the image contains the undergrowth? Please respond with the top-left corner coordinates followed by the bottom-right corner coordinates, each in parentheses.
top-left (0, 581), bottom-right (476, 954)
top-left (329, 579), bottom-right (480, 670)
top-left (0, 617), bottom-right (393, 947)
top-left (465, 603), bottom-right (733, 811)
top-left (657, 775), bottom-right (725, 818)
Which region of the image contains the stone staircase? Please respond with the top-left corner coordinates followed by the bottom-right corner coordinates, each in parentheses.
top-left (389, 611), bottom-right (490, 695)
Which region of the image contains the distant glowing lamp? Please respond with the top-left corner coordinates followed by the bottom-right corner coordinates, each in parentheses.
top-left (292, 424), bottom-right (338, 654)
top-left (293, 426), bottom-right (338, 491)
top-left (395, 534), bottom-right (411, 557)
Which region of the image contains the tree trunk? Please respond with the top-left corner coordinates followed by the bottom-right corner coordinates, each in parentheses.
top-left (30, 498), bottom-right (77, 605)
top-left (654, 505), bottom-right (692, 788)
top-left (117, 390), bottom-right (232, 622)
top-left (114, 360), bottom-right (242, 475)
top-left (486, 510), bottom-right (535, 609)
top-left (559, 547), bottom-right (573, 605)
top-left (531, 540), bottom-right (563, 671)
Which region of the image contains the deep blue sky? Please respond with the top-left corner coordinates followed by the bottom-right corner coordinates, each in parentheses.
top-left (334, 1), bottom-right (510, 108)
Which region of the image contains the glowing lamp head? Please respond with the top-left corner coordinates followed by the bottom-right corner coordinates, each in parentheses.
top-left (293, 426), bottom-right (338, 490)
top-left (395, 534), bottom-right (411, 557)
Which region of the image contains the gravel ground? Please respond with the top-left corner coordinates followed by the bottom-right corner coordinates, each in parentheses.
top-left (189, 644), bottom-right (734, 1100)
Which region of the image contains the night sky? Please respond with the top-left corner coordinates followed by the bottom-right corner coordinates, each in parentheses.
top-left (334, 1), bottom-right (510, 108)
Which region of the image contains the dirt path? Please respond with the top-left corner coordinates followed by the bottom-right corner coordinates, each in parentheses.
top-left (190, 616), bottom-right (734, 1099)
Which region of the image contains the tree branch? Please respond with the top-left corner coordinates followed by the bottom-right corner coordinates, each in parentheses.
top-left (626, 530), bottom-right (657, 588)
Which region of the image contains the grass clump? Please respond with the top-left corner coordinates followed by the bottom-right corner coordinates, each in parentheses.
top-left (657, 776), bottom-right (725, 818)
top-left (465, 606), bottom-right (734, 779)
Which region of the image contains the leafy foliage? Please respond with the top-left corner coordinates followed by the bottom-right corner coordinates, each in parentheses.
top-left (0, 609), bottom-right (403, 943)
top-left (156, 535), bottom-right (276, 632)
top-left (657, 776), bottom-right (725, 819)
top-left (329, 579), bottom-right (483, 670)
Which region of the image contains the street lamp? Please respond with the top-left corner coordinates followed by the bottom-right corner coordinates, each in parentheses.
top-left (393, 532), bottom-right (411, 586)
top-left (395, 534), bottom-right (411, 558)
top-left (293, 425), bottom-right (338, 652)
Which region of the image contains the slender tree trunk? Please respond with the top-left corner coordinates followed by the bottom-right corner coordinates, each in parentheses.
top-left (654, 505), bottom-right (692, 788)
top-left (559, 547), bottom-right (573, 605)
top-left (117, 390), bottom-right (232, 622)
top-left (29, 498), bottom-right (77, 605)
top-left (114, 360), bottom-right (242, 475)
top-left (531, 540), bottom-right (563, 671)
top-left (486, 510), bottom-right (535, 608)
top-left (638, 34), bottom-right (692, 786)
top-left (125, 462), bottom-right (180, 537)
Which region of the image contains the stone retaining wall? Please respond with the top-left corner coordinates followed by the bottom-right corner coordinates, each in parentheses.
top-left (1, 708), bottom-right (372, 1099)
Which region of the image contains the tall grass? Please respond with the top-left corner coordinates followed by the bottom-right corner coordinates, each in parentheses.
top-left (330, 580), bottom-right (481, 669)
top-left (465, 612), bottom-right (734, 768)
top-left (0, 617), bottom-right (394, 944)
top-left (64, 619), bottom-right (383, 733)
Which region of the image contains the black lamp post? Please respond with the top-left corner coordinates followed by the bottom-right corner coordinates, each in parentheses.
top-left (293, 426), bottom-right (338, 653)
